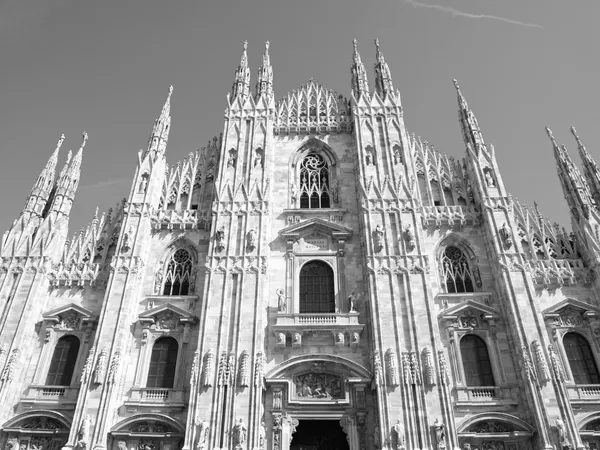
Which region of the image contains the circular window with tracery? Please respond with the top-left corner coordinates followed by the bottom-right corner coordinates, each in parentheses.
top-left (299, 153), bottom-right (330, 209)
top-left (163, 249), bottom-right (193, 296)
top-left (441, 246), bottom-right (474, 293)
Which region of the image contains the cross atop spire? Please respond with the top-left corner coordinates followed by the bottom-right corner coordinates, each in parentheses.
top-left (374, 38), bottom-right (395, 98)
top-left (454, 79), bottom-right (485, 150)
top-left (232, 40), bottom-right (251, 99)
top-left (255, 41), bottom-right (273, 100)
top-left (351, 39), bottom-right (370, 100)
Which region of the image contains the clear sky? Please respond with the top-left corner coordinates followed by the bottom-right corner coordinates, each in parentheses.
top-left (0, 0), bottom-right (598, 235)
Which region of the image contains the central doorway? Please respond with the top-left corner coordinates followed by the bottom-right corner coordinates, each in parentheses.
top-left (290, 420), bottom-right (349, 450)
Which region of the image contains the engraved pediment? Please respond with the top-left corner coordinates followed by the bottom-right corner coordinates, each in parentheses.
top-left (42, 303), bottom-right (95, 329)
top-left (138, 303), bottom-right (197, 329)
top-left (439, 299), bottom-right (499, 326)
top-left (543, 298), bottom-right (600, 325)
top-left (279, 217), bottom-right (352, 242)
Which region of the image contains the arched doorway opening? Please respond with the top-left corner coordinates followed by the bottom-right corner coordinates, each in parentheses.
top-left (290, 420), bottom-right (349, 450)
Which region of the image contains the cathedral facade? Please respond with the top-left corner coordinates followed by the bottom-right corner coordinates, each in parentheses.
top-left (1, 39), bottom-right (600, 450)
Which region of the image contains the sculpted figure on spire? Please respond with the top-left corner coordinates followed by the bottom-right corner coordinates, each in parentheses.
top-left (374, 38), bottom-right (395, 99)
top-left (351, 39), bottom-right (370, 100)
top-left (255, 41), bottom-right (273, 100)
top-left (232, 41), bottom-right (251, 100)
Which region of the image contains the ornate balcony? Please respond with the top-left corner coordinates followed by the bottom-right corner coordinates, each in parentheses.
top-left (20, 385), bottom-right (79, 409)
top-left (454, 386), bottom-right (518, 409)
top-left (273, 313), bottom-right (364, 347)
top-left (124, 388), bottom-right (186, 410)
top-left (566, 384), bottom-right (600, 404)
top-left (420, 205), bottom-right (479, 229)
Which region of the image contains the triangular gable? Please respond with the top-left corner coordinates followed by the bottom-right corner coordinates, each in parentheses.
top-left (439, 298), bottom-right (499, 323)
top-left (138, 303), bottom-right (197, 326)
top-left (543, 298), bottom-right (600, 321)
top-left (42, 303), bottom-right (95, 326)
top-left (279, 218), bottom-right (353, 241)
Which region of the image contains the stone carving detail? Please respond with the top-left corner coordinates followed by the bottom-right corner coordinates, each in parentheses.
top-left (251, 351), bottom-right (264, 390)
top-left (391, 420), bottom-right (406, 450)
top-left (246, 228), bottom-right (257, 252)
top-left (22, 417), bottom-right (63, 430)
top-left (532, 340), bottom-right (550, 383)
top-left (410, 351), bottom-right (421, 385)
top-left (195, 419), bottom-right (209, 450)
top-left (422, 347), bottom-right (436, 386)
top-left (1, 348), bottom-right (19, 382)
top-left (401, 351), bottom-right (413, 385)
top-left (273, 391), bottom-right (282, 410)
top-left (154, 268), bottom-right (163, 294)
top-left (374, 427), bottom-right (381, 450)
top-left (484, 170), bottom-right (495, 188)
top-left (403, 225), bottom-right (415, 251)
top-left (217, 351), bottom-right (228, 386)
top-left (340, 417), bottom-right (351, 445)
top-left (372, 350), bottom-right (383, 387)
top-left (151, 310), bottom-right (180, 330)
top-left (385, 348), bottom-right (400, 387)
top-left (467, 421), bottom-right (514, 433)
top-left (548, 344), bottom-right (565, 381)
top-left (108, 350), bottom-right (121, 384)
top-left (80, 347), bottom-right (95, 383)
top-left (0, 345), bottom-right (8, 371)
top-left (238, 349), bottom-right (250, 387)
top-left (190, 350), bottom-right (200, 385)
top-left (499, 223), bottom-right (513, 249)
top-left (276, 289), bottom-right (286, 313)
top-left (373, 225), bottom-right (385, 253)
top-left (521, 345), bottom-right (536, 381)
top-left (5, 438), bottom-right (18, 450)
top-left (433, 418), bottom-right (446, 450)
top-left (56, 312), bottom-right (81, 330)
top-left (348, 291), bottom-right (359, 313)
top-left (232, 418), bottom-right (247, 448)
top-left (93, 347), bottom-right (108, 384)
top-left (215, 226), bottom-right (226, 252)
top-left (201, 349), bottom-right (215, 387)
top-left (553, 308), bottom-right (584, 328)
top-left (75, 415), bottom-right (92, 450)
top-left (227, 351), bottom-right (236, 385)
top-left (120, 226), bottom-right (133, 253)
top-left (294, 372), bottom-right (343, 399)
top-left (438, 350), bottom-right (450, 385)
top-left (129, 422), bottom-right (171, 433)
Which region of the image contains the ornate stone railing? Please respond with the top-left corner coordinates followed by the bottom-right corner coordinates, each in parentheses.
top-left (125, 388), bottom-right (185, 409)
top-left (21, 385), bottom-right (79, 408)
top-left (455, 386), bottom-right (503, 403)
top-left (525, 259), bottom-right (587, 287)
top-left (273, 313), bottom-right (364, 347)
top-left (420, 205), bottom-right (479, 229)
top-left (150, 209), bottom-right (210, 231)
top-left (566, 384), bottom-right (600, 403)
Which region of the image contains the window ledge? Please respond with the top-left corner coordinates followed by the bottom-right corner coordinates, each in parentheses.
top-left (567, 384), bottom-right (600, 403)
top-left (124, 388), bottom-right (186, 410)
top-left (437, 292), bottom-right (494, 306)
top-left (20, 385), bottom-right (79, 409)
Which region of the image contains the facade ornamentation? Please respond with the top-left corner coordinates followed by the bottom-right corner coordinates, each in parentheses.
top-left (294, 372), bottom-right (343, 399)
top-left (433, 418), bottom-right (446, 450)
top-left (521, 345), bottom-right (536, 381)
top-left (107, 349), bottom-right (121, 384)
top-left (238, 349), bottom-right (250, 387)
top-left (532, 340), bottom-right (550, 383)
top-left (195, 420), bottom-right (209, 450)
top-left (246, 228), bottom-right (257, 252)
top-left (215, 225), bottom-right (226, 252)
top-left (499, 222), bottom-right (513, 249)
top-left (190, 350), bottom-right (200, 385)
top-left (75, 415), bottom-right (92, 450)
top-left (348, 291), bottom-right (359, 313)
top-left (276, 288), bottom-right (286, 313)
top-left (401, 351), bottom-right (413, 385)
top-left (202, 349), bottom-right (215, 387)
top-left (93, 347), bottom-right (108, 384)
top-left (232, 418), bottom-right (247, 448)
top-left (372, 350), bottom-right (383, 387)
top-left (81, 347), bottom-right (95, 383)
top-left (410, 351), bottom-right (421, 385)
top-left (403, 225), bottom-right (415, 251)
top-left (373, 225), bottom-right (384, 253)
top-left (391, 420), bottom-right (405, 450)
top-left (548, 344), bottom-right (565, 381)
top-left (385, 348), bottom-right (400, 387)
top-left (438, 350), bottom-right (449, 385)
top-left (422, 346), bottom-right (436, 386)
top-left (1, 348), bottom-right (19, 382)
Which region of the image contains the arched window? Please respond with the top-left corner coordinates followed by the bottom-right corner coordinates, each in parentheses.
top-left (563, 332), bottom-right (600, 384)
top-left (45, 335), bottom-right (80, 386)
top-left (163, 249), bottom-right (193, 296)
top-left (299, 261), bottom-right (335, 313)
top-left (441, 246), bottom-right (474, 293)
top-left (460, 335), bottom-right (495, 386)
top-left (147, 337), bottom-right (178, 388)
top-left (299, 153), bottom-right (331, 209)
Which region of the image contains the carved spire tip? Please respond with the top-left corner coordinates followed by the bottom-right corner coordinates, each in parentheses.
top-left (265, 40), bottom-right (270, 50)
top-left (243, 40), bottom-right (248, 51)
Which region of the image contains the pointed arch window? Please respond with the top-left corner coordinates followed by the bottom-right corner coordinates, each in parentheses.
top-left (147, 337), bottom-right (178, 388)
top-left (460, 335), bottom-right (495, 386)
top-left (45, 335), bottom-right (80, 386)
top-left (441, 246), bottom-right (474, 293)
top-left (563, 332), bottom-right (600, 384)
top-left (163, 249), bottom-right (193, 296)
top-left (299, 153), bottom-right (331, 209)
top-left (299, 261), bottom-right (335, 313)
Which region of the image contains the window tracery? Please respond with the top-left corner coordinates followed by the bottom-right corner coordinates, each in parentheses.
top-left (441, 246), bottom-right (475, 293)
top-left (299, 153), bottom-right (331, 209)
top-left (162, 249), bottom-right (193, 296)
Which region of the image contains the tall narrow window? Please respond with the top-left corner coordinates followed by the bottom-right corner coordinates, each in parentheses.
top-left (146, 337), bottom-right (178, 388)
top-left (441, 246), bottom-right (474, 293)
top-left (564, 332), bottom-right (600, 384)
top-left (163, 249), bottom-right (193, 296)
top-left (299, 261), bottom-right (335, 313)
top-left (299, 153), bottom-right (331, 209)
top-left (45, 335), bottom-right (80, 386)
top-left (460, 335), bottom-right (495, 386)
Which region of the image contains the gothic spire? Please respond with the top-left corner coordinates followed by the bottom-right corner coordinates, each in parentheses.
top-left (145, 85), bottom-right (173, 159)
top-left (572, 126), bottom-right (600, 205)
top-left (374, 38), bottom-right (395, 98)
top-left (454, 79), bottom-right (485, 150)
top-left (255, 41), bottom-right (273, 100)
top-left (49, 132), bottom-right (87, 218)
top-left (232, 41), bottom-right (251, 100)
top-left (22, 133), bottom-right (65, 217)
top-left (546, 126), bottom-right (594, 222)
top-left (351, 39), bottom-right (370, 100)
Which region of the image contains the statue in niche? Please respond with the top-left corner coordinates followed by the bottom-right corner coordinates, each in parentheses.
top-left (290, 182), bottom-right (298, 204)
top-left (433, 418), bottom-right (446, 449)
top-left (121, 226), bottom-right (133, 254)
top-left (232, 418), bottom-right (247, 447)
top-left (403, 225), bottom-right (415, 251)
top-left (348, 291), bottom-right (359, 313)
top-left (215, 225), bottom-right (226, 251)
top-left (195, 420), bottom-right (209, 450)
top-left (254, 150), bottom-right (263, 168)
top-left (276, 289), bottom-right (286, 313)
top-left (373, 427), bottom-right (381, 449)
top-left (331, 179), bottom-right (340, 204)
top-left (227, 150), bottom-right (236, 168)
top-left (138, 173), bottom-right (149, 193)
top-left (391, 420), bottom-right (405, 450)
top-left (393, 147), bottom-right (402, 165)
top-left (373, 225), bottom-right (384, 252)
top-left (117, 442), bottom-right (127, 450)
top-left (259, 422), bottom-right (266, 449)
top-left (246, 228), bottom-right (257, 252)
top-left (154, 268), bottom-right (163, 294)
top-left (365, 147), bottom-right (373, 165)
top-left (499, 223), bottom-right (513, 249)
top-left (485, 170), bottom-right (495, 187)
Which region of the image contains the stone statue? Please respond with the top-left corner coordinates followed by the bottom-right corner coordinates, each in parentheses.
top-left (196, 420), bottom-right (209, 450)
top-left (75, 415), bottom-right (92, 450)
top-left (138, 175), bottom-right (148, 194)
top-left (276, 289), bottom-right (286, 313)
top-left (254, 151), bottom-right (263, 168)
top-left (556, 418), bottom-right (569, 447)
top-left (215, 225), bottom-right (226, 251)
top-left (485, 171), bottom-right (495, 187)
top-left (348, 291), bottom-right (358, 312)
top-left (259, 422), bottom-right (266, 449)
top-left (373, 427), bottom-right (381, 449)
top-left (433, 418), bottom-right (446, 449)
top-left (276, 333), bottom-right (286, 345)
top-left (227, 151), bottom-right (236, 168)
top-left (373, 225), bottom-right (384, 252)
top-left (331, 179), bottom-right (340, 204)
top-left (232, 418), bottom-right (247, 447)
top-left (290, 183), bottom-right (298, 203)
top-left (403, 225), bottom-right (415, 251)
top-left (366, 149), bottom-right (373, 165)
top-left (117, 442), bottom-right (127, 450)
top-left (246, 228), bottom-right (257, 252)
top-left (6, 439), bottom-right (18, 450)
top-left (391, 419), bottom-right (405, 450)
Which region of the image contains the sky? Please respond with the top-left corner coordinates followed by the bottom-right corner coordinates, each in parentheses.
top-left (0, 0), bottom-right (598, 235)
